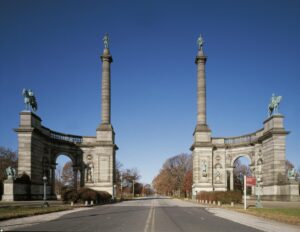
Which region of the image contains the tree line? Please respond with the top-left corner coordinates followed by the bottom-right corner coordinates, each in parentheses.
top-left (152, 153), bottom-right (193, 198)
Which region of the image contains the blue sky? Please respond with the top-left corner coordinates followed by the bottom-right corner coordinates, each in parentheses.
top-left (1, 0), bottom-right (300, 184)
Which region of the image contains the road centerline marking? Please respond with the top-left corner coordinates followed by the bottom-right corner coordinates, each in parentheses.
top-left (144, 200), bottom-right (154, 232)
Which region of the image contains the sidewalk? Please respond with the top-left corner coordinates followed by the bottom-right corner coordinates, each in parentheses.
top-left (180, 198), bottom-right (300, 232)
top-left (207, 207), bottom-right (300, 232)
top-left (0, 207), bottom-right (91, 231)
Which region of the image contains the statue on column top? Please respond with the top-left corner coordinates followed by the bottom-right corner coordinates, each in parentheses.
top-left (197, 34), bottom-right (204, 50)
top-left (103, 33), bottom-right (109, 49)
top-left (268, 93), bottom-right (282, 116)
top-left (22, 88), bottom-right (38, 112)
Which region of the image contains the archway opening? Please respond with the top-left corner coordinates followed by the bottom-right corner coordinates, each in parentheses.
top-left (233, 156), bottom-right (252, 195)
top-left (55, 154), bottom-right (80, 199)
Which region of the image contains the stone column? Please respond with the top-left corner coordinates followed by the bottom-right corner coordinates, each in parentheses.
top-left (191, 39), bottom-right (213, 196)
top-left (93, 35), bottom-right (118, 196)
top-left (229, 168), bottom-right (234, 191)
top-left (73, 167), bottom-right (78, 190)
top-left (80, 168), bottom-right (85, 187)
top-left (50, 165), bottom-right (56, 195)
top-left (195, 48), bottom-right (208, 127)
top-left (100, 48), bottom-right (113, 125)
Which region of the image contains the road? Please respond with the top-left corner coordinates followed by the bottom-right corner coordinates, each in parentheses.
top-left (9, 197), bottom-right (261, 232)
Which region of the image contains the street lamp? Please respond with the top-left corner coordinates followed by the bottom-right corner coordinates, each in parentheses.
top-left (132, 179), bottom-right (135, 198)
top-left (113, 184), bottom-right (116, 200)
top-left (43, 175), bottom-right (49, 207)
top-left (120, 173), bottom-right (123, 199)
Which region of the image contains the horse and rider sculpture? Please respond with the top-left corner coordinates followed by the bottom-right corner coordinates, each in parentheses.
top-left (268, 93), bottom-right (282, 117)
top-left (22, 88), bottom-right (38, 112)
top-left (21, 87), bottom-right (281, 118)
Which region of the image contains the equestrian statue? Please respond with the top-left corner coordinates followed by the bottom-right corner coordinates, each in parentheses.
top-left (22, 88), bottom-right (38, 112)
top-left (268, 93), bottom-right (282, 117)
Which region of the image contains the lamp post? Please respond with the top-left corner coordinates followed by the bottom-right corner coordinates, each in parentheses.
top-left (120, 173), bottom-right (123, 199)
top-left (132, 179), bottom-right (135, 198)
top-left (113, 184), bottom-right (116, 200)
top-left (43, 175), bottom-right (49, 207)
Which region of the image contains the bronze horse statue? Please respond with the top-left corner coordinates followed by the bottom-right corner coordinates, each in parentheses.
top-left (22, 88), bottom-right (38, 112)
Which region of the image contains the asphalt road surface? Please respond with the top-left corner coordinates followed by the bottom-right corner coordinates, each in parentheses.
top-left (10, 197), bottom-right (262, 232)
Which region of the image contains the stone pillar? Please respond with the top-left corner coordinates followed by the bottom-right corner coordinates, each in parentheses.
top-left (100, 48), bottom-right (113, 125)
top-left (250, 165), bottom-right (255, 195)
top-left (229, 168), bottom-right (234, 191)
top-left (73, 167), bottom-right (78, 190)
top-left (195, 48), bottom-right (208, 127)
top-left (261, 115), bottom-right (294, 200)
top-left (50, 165), bottom-right (56, 195)
top-left (92, 36), bottom-right (118, 196)
top-left (14, 111), bottom-right (42, 181)
top-left (192, 39), bottom-right (213, 196)
top-left (80, 168), bottom-right (85, 187)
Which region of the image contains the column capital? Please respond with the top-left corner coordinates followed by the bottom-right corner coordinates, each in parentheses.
top-left (101, 48), bottom-right (113, 63)
top-left (101, 54), bottom-right (113, 63)
top-left (195, 55), bottom-right (207, 64)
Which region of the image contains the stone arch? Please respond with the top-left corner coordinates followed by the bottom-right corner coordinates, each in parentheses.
top-left (53, 152), bottom-right (77, 166)
top-left (53, 150), bottom-right (85, 192)
top-left (231, 154), bottom-right (252, 167)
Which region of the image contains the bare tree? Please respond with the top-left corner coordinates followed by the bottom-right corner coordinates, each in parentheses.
top-left (0, 146), bottom-right (18, 198)
top-left (55, 164), bottom-right (63, 194)
top-left (152, 153), bottom-right (192, 197)
top-left (0, 146), bottom-right (18, 181)
top-left (61, 161), bottom-right (74, 188)
top-left (120, 168), bottom-right (141, 196)
top-left (233, 159), bottom-right (251, 193)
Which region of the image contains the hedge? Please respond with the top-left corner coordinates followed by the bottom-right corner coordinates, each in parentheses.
top-left (62, 187), bottom-right (112, 204)
top-left (196, 191), bottom-right (242, 204)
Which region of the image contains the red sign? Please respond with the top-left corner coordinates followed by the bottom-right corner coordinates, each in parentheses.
top-left (246, 177), bottom-right (256, 186)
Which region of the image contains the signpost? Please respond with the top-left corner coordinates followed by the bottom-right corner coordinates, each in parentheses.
top-left (244, 176), bottom-right (256, 210)
top-left (246, 177), bottom-right (256, 186)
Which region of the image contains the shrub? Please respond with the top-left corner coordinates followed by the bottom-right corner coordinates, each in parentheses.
top-left (15, 174), bottom-right (31, 184)
top-left (62, 188), bottom-right (112, 204)
top-left (62, 188), bottom-right (79, 203)
top-left (96, 191), bottom-right (112, 203)
top-left (196, 191), bottom-right (242, 204)
top-left (78, 188), bottom-right (97, 202)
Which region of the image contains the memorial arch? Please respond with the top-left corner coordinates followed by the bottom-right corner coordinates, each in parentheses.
top-left (2, 35), bottom-right (117, 201)
top-left (191, 35), bottom-right (299, 201)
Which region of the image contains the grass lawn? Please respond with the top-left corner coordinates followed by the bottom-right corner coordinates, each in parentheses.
top-left (235, 208), bottom-right (300, 225)
top-left (0, 205), bottom-right (73, 221)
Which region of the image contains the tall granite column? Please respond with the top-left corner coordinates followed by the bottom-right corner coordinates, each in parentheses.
top-left (96, 34), bottom-right (114, 135)
top-left (92, 34), bottom-right (118, 197)
top-left (101, 47), bottom-right (112, 125)
top-left (191, 35), bottom-right (213, 197)
top-left (196, 48), bottom-right (208, 127)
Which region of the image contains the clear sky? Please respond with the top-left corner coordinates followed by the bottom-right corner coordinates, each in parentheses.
top-left (1, 0), bottom-right (300, 184)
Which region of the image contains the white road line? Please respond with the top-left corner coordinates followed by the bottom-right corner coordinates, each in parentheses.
top-left (151, 205), bottom-right (156, 232)
top-left (144, 200), bottom-right (154, 232)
